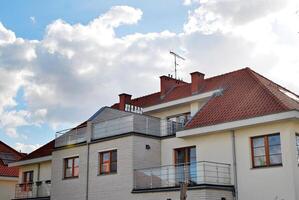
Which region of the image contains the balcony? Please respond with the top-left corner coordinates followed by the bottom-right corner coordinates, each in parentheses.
top-left (92, 114), bottom-right (183, 140)
top-left (14, 181), bottom-right (51, 199)
top-left (55, 125), bottom-right (87, 148)
top-left (133, 161), bottom-right (231, 191)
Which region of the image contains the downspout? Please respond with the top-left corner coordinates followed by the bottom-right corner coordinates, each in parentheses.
top-left (85, 121), bottom-right (92, 200)
top-left (231, 130), bottom-right (238, 200)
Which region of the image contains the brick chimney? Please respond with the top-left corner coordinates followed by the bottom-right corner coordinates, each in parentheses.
top-left (160, 75), bottom-right (187, 98)
top-left (190, 72), bottom-right (205, 94)
top-left (119, 93), bottom-right (132, 111)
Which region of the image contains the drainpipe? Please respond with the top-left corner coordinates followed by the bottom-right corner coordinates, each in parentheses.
top-left (85, 121), bottom-right (92, 200)
top-left (231, 130), bottom-right (238, 200)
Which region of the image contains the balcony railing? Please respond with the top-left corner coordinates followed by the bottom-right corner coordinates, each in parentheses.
top-left (92, 114), bottom-right (183, 140)
top-left (133, 161), bottom-right (231, 190)
top-left (55, 125), bottom-right (87, 148)
top-left (15, 181), bottom-right (51, 199)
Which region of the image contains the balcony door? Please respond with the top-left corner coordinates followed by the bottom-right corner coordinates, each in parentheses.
top-left (174, 146), bottom-right (196, 185)
top-left (22, 171), bottom-right (33, 192)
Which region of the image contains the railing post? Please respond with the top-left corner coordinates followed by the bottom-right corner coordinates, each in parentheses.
top-left (202, 162), bottom-right (206, 183)
top-left (166, 167), bottom-right (169, 187)
top-left (216, 166), bottom-right (219, 183)
top-left (150, 170), bottom-right (153, 189)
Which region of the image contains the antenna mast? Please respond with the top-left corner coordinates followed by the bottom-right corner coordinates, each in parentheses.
top-left (170, 51), bottom-right (185, 79)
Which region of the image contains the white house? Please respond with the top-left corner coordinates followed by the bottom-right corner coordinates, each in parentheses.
top-left (10, 67), bottom-right (299, 200)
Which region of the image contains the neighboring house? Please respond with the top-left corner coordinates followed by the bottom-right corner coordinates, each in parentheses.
top-left (9, 140), bottom-right (54, 200)
top-left (10, 67), bottom-right (299, 200)
top-left (0, 141), bottom-right (25, 200)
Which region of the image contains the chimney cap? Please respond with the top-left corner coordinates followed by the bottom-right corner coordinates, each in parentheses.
top-left (190, 71), bottom-right (205, 76)
top-left (119, 93), bottom-right (132, 97)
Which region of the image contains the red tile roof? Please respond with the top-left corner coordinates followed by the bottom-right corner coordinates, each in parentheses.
top-left (112, 68), bottom-right (299, 129)
top-left (0, 141), bottom-right (25, 177)
top-left (0, 165), bottom-right (19, 177)
top-left (20, 140), bottom-right (55, 161)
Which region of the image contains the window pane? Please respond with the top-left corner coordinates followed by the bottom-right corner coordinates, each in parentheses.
top-left (101, 163), bottom-right (110, 173)
top-left (268, 135), bottom-right (280, 146)
top-left (270, 155), bottom-right (282, 165)
top-left (74, 157), bottom-right (79, 167)
top-left (103, 152), bottom-right (110, 162)
top-left (189, 147), bottom-right (196, 162)
top-left (111, 151), bottom-right (117, 162)
top-left (73, 166), bottom-right (79, 176)
top-left (111, 161), bottom-right (117, 173)
top-left (253, 147), bottom-right (265, 156)
top-left (253, 137), bottom-right (264, 148)
top-left (67, 159), bottom-right (73, 168)
top-left (269, 145), bottom-right (281, 155)
top-left (254, 156), bottom-right (267, 167)
top-left (296, 135), bottom-right (299, 145)
top-left (65, 168), bottom-right (72, 177)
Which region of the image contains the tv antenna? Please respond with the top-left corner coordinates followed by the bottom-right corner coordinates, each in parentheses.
top-left (170, 51), bottom-right (185, 79)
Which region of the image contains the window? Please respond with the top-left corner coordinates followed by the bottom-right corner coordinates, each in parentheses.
top-left (167, 113), bottom-right (191, 126)
top-left (99, 150), bottom-right (117, 175)
top-left (296, 133), bottom-right (299, 163)
top-left (22, 171), bottom-right (33, 192)
top-left (174, 146), bottom-right (196, 185)
top-left (251, 134), bottom-right (282, 168)
top-left (64, 156), bottom-right (79, 178)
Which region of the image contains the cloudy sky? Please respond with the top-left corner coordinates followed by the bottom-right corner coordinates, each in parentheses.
top-left (0, 0), bottom-right (298, 153)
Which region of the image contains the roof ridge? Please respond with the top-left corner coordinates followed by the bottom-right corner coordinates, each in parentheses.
top-left (0, 141), bottom-right (24, 157)
top-left (204, 67), bottom-right (250, 81)
top-left (246, 69), bottom-right (289, 110)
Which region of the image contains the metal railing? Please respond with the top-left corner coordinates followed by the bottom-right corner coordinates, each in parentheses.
top-left (15, 181), bottom-right (51, 199)
top-left (133, 161), bottom-right (231, 190)
top-left (55, 125), bottom-right (87, 147)
top-left (92, 114), bottom-right (183, 140)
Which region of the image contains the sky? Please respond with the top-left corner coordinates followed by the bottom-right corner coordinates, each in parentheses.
top-left (0, 0), bottom-right (298, 153)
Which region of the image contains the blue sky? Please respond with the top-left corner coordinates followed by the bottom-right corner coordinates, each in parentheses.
top-left (0, 0), bottom-right (298, 153)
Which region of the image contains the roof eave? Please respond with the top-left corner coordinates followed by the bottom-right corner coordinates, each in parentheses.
top-left (177, 110), bottom-right (299, 138)
top-left (9, 155), bottom-right (52, 167)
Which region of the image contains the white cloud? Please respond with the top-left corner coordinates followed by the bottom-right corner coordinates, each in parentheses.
top-left (30, 16), bottom-right (36, 24)
top-left (15, 143), bottom-right (41, 153)
top-left (0, 3), bottom-right (298, 141)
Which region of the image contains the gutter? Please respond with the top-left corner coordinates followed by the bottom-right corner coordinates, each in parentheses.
top-left (231, 130), bottom-right (238, 200)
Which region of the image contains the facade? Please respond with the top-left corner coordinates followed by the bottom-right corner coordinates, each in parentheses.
top-left (9, 141), bottom-right (54, 200)
top-left (0, 141), bottom-right (25, 200)
top-left (10, 67), bottom-right (299, 200)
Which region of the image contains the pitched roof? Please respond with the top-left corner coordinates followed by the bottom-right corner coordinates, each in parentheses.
top-left (0, 165), bottom-right (19, 177)
top-left (112, 68), bottom-right (299, 129)
top-left (20, 140), bottom-right (55, 161)
top-left (0, 141), bottom-right (24, 177)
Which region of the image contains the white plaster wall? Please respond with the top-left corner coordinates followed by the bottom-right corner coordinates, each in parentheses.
top-left (146, 104), bottom-right (190, 119)
top-left (0, 179), bottom-right (17, 200)
top-left (51, 145), bottom-right (87, 200)
top-left (235, 121), bottom-right (297, 200)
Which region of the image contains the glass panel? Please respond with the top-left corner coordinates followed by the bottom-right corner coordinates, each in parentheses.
top-left (111, 161), bottom-right (117, 173)
top-left (253, 137), bottom-right (264, 148)
top-left (67, 159), bottom-right (73, 168)
top-left (268, 135), bottom-right (280, 146)
top-left (176, 149), bottom-right (185, 164)
top-left (103, 152), bottom-right (110, 162)
top-left (296, 135), bottom-right (299, 145)
top-left (74, 157), bottom-right (79, 167)
top-left (101, 163), bottom-right (110, 173)
top-left (254, 156), bottom-right (266, 167)
top-left (111, 151), bottom-right (117, 162)
top-left (189, 147), bottom-right (196, 162)
top-left (253, 147), bottom-right (265, 156)
top-left (73, 166), bottom-right (79, 176)
top-left (270, 155), bottom-right (282, 165)
top-left (65, 168), bottom-right (72, 177)
top-left (269, 145), bottom-right (281, 155)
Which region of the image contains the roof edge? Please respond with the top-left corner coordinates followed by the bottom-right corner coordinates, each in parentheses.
top-left (177, 110), bottom-right (299, 137)
top-left (9, 155), bottom-right (52, 167)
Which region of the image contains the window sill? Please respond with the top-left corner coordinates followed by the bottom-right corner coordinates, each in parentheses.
top-left (251, 164), bottom-right (283, 170)
top-left (63, 176), bottom-right (79, 180)
top-left (97, 172), bottom-right (117, 176)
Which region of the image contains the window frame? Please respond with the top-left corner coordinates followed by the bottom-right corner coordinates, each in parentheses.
top-left (99, 150), bottom-right (117, 175)
top-left (63, 156), bottom-right (79, 179)
top-left (250, 133), bottom-right (282, 168)
top-left (174, 146), bottom-right (196, 165)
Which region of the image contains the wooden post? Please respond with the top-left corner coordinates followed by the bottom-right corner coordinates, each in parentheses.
top-left (180, 182), bottom-right (187, 200)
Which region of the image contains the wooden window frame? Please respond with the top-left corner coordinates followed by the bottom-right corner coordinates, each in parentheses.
top-left (251, 133), bottom-right (282, 168)
top-left (99, 150), bottom-right (117, 175)
top-left (22, 171), bottom-right (33, 192)
top-left (64, 156), bottom-right (79, 179)
top-left (174, 146), bottom-right (196, 165)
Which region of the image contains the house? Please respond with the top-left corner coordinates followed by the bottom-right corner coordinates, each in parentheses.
top-left (9, 140), bottom-right (54, 200)
top-left (0, 141), bottom-right (25, 200)
top-left (10, 67), bottom-right (299, 200)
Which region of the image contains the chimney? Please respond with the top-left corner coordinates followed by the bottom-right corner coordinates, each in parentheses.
top-left (190, 71), bottom-right (205, 94)
top-left (160, 75), bottom-right (187, 98)
top-left (119, 93), bottom-right (132, 111)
